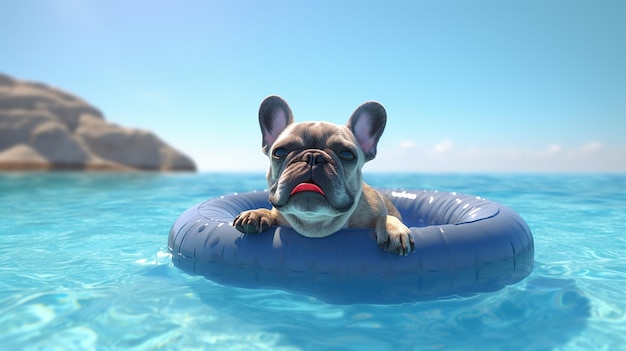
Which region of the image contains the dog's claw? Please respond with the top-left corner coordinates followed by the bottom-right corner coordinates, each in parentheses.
top-left (233, 209), bottom-right (274, 234)
top-left (379, 236), bottom-right (414, 256)
top-left (377, 216), bottom-right (414, 256)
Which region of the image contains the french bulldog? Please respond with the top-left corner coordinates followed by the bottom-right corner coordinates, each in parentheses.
top-left (233, 95), bottom-right (414, 255)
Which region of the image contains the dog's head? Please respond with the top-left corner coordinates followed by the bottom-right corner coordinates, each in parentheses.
top-left (257, 95), bottom-right (387, 237)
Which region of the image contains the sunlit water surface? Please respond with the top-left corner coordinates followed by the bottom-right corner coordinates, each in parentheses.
top-left (1, 173), bottom-right (624, 350)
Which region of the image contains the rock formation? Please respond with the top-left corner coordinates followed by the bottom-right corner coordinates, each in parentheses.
top-left (0, 73), bottom-right (196, 171)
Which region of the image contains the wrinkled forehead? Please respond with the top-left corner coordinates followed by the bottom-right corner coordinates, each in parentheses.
top-left (278, 122), bottom-right (356, 148)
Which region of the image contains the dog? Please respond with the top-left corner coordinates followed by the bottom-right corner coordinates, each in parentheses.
top-left (233, 96), bottom-right (414, 255)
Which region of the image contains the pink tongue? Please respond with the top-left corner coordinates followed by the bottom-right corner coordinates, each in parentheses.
top-left (290, 183), bottom-right (325, 195)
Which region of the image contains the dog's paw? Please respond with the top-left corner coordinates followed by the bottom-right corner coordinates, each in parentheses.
top-left (376, 215), bottom-right (414, 256)
top-left (233, 209), bottom-right (276, 234)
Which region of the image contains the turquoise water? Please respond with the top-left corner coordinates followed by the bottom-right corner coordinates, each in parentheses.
top-left (1, 172), bottom-right (624, 350)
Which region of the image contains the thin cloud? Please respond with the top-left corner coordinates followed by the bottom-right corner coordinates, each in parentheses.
top-left (370, 140), bottom-right (626, 172)
top-left (545, 144), bottom-right (563, 156)
top-left (398, 140), bottom-right (418, 150)
top-left (432, 139), bottom-right (454, 154)
top-left (579, 141), bottom-right (603, 154)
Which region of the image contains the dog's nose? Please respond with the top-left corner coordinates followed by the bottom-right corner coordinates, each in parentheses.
top-left (304, 151), bottom-right (327, 166)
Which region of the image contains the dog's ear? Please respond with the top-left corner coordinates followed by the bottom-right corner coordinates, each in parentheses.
top-left (347, 101), bottom-right (387, 161)
top-left (259, 95), bottom-right (294, 155)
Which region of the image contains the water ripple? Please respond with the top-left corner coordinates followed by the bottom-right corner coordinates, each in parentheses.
top-left (1, 173), bottom-right (624, 350)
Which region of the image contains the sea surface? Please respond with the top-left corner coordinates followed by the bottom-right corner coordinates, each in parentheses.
top-left (0, 172), bottom-right (624, 350)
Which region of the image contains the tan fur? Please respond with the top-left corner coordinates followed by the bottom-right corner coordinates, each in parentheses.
top-left (234, 183), bottom-right (413, 255)
top-left (233, 96), bottom-right (414, 255)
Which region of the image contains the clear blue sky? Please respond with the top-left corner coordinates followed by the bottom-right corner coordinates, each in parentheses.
top-left (2, 0), bottom-right (625, 172)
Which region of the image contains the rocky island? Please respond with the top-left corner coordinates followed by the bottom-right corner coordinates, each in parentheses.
top-left (0, 73), bottom-right (196, 171)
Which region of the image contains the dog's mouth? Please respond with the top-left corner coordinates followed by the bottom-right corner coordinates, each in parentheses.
top-left (290, 182), bottom-right (325, 196)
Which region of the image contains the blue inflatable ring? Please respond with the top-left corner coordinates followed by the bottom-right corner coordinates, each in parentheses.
top-left (169, 189), bottom-right (534, 304)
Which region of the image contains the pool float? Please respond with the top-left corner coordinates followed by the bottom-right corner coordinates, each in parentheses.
top-left (168, 189), bottom-right (534, 304)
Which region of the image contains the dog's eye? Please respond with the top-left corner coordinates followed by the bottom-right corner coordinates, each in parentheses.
top-left (273, 148), bottom-right (288, 159)
top-left (338, 150), bottom-right (355, 161)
